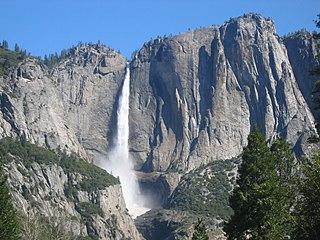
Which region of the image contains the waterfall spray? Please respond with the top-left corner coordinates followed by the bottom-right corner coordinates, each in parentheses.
top-left (101, 64), bottom-right (149, 217)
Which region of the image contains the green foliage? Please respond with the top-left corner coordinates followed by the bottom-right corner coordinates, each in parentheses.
top-left (74, 202), bottom-right (102, 239)
top-left (0, 42), bottom-right (28, 77)
top-left (76, 202), bottom-right (104, 220)
top-left (43, 52), bottom-right (60, 68)
top-left (292, 154), bottom-right (320, 239)
top-left (1, 40), bottom-right (9, 49)
top-left (266, 138), bottom-right (298, 237)
top-left (0, 137), bottom-right (119, 194)
top-left (192, 218), bottom-right (209, 240)
top-left (224, 127), bottom-right (296, 239)
top-left (0, 164), bottom-right (20, 240)
top-left (169, 158), bottom-right (238, 220)
top-left (59, 152), bottom-right (119, 192)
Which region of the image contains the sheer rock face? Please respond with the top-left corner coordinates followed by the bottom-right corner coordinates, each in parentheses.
top-left (0, 44), bottom-right (126, 159)
top-left (284, 30), bottom-right (319, 115)
top-left (130, 14), bottom-right (317, 172)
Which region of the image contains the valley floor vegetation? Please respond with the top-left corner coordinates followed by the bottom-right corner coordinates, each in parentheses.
top-left (223, 127), bottom-right (320, 240)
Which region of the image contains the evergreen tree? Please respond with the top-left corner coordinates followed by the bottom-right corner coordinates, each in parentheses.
top-left (14, 43), bottom-right (20, 52)
top-left (192, 218), bottom-right (209, 240)
top-left (224, 127), bottom-right (273, 239)
top-left (0, 164), bottom-right (19, 240)
top-left (224, 127), bottom-right (296, 239)
top-left (265, 138), bottom-right (297, 238)
top-left (2, 40), bottom-right (9, 49)
top-left (292, 154), bottom-right (320, 239)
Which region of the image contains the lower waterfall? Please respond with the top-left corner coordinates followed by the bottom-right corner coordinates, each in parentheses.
top-left (101, 64), bottom-right (150, 218)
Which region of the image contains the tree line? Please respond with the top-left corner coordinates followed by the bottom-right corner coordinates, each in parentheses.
top-left (0, 40), bottom-right (29, 57)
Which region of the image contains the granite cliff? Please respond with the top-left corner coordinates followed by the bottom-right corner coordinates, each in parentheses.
top-left (0, 43), bottom-right (126, 159)
top-left (1, 14), bottom-right (317, 175)
top-left (129, 14), bottom-right (317, 175)
top-left (0, 13), bottom-right (319, 240)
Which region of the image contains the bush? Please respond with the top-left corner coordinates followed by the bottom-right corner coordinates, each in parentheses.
top-left (0, 48), bottom-right (23, 77)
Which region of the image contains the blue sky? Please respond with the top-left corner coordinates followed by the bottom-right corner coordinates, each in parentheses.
top-left (2, 0), bottom-right (319, 59)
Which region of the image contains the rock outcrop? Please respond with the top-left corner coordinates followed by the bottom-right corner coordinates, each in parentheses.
top-left (0, 44), bottom-right (126, 159)
top-left (129, 14), bottom-right (317, 173)
top-left (2, 143), bottom-right (141, 239)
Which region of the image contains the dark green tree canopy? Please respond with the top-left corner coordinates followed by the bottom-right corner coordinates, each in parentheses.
top-left (292, 154), bottom-right (320, 239)
top-left (0, 164), bottom-right (19, 239)
top-left (224, 127), bottom-right (296, 239)
top-left (192, 218), bottom-right (209, 240)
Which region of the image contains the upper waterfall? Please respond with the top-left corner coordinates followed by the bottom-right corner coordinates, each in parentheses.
top-left (101, 64), bottom-right (150, 218)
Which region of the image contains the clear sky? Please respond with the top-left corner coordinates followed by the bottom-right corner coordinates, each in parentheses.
top-left (2, 0), bottom-right (319, 59)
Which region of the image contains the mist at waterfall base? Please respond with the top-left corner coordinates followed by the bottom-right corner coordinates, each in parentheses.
top-left (99, 65), bottom-right (151, 218)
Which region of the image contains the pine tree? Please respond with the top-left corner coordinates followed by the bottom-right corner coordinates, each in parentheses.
top-left (292, 154), bottom-right (320, 239)
top-left (2, 40), bottom-right (9, 49)
top-left (224, 127), bottom-right (296, 239)
top-left (224, 127), bottom-right (273, 239)
top-left (0, 164), bottom-right (19, 240)
top-left (192, 218), bottom-right (209, 240)
top-left (14, 43), bottom-right (20, 52)
top-left (265, 138), bottom-right (297, 239)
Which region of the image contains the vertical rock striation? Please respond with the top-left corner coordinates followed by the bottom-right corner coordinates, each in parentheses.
top-left (0, 14), bottom-right (319, 239)
top-left (130, 14), bottom-right (317, 173)
top-left (0, 44), bottom-right (126, 159)
top-left (284, 30), bottom-right (319, 115)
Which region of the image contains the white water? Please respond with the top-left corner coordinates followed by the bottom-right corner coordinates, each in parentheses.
top-left (101, 64), bottom-right (150, 218)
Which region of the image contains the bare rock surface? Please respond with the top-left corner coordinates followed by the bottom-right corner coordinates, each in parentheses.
top-left (4, 158), bottom-right (142, 240)
top-left (0, 44), bottom-right (126, 159)
top-left (130, 14), bottom-right (317, 173)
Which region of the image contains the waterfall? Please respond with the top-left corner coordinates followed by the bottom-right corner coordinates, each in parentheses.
top-left (102, 64), bottom-right (149, 217)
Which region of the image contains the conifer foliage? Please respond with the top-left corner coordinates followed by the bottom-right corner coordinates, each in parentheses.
top-left (292, 154), bottom-right (320, 239)
top-left (224, 127), bottom-right (296, 239)
top-left (192, 218), bottom-right (209, 240)
top-left (0, 164), bottom-right (19, 240)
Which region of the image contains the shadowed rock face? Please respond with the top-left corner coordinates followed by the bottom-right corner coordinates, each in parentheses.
top-left (284, 30), bottom-right (319, 116)
top-left (129, 14), bottom-right (317, 173)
